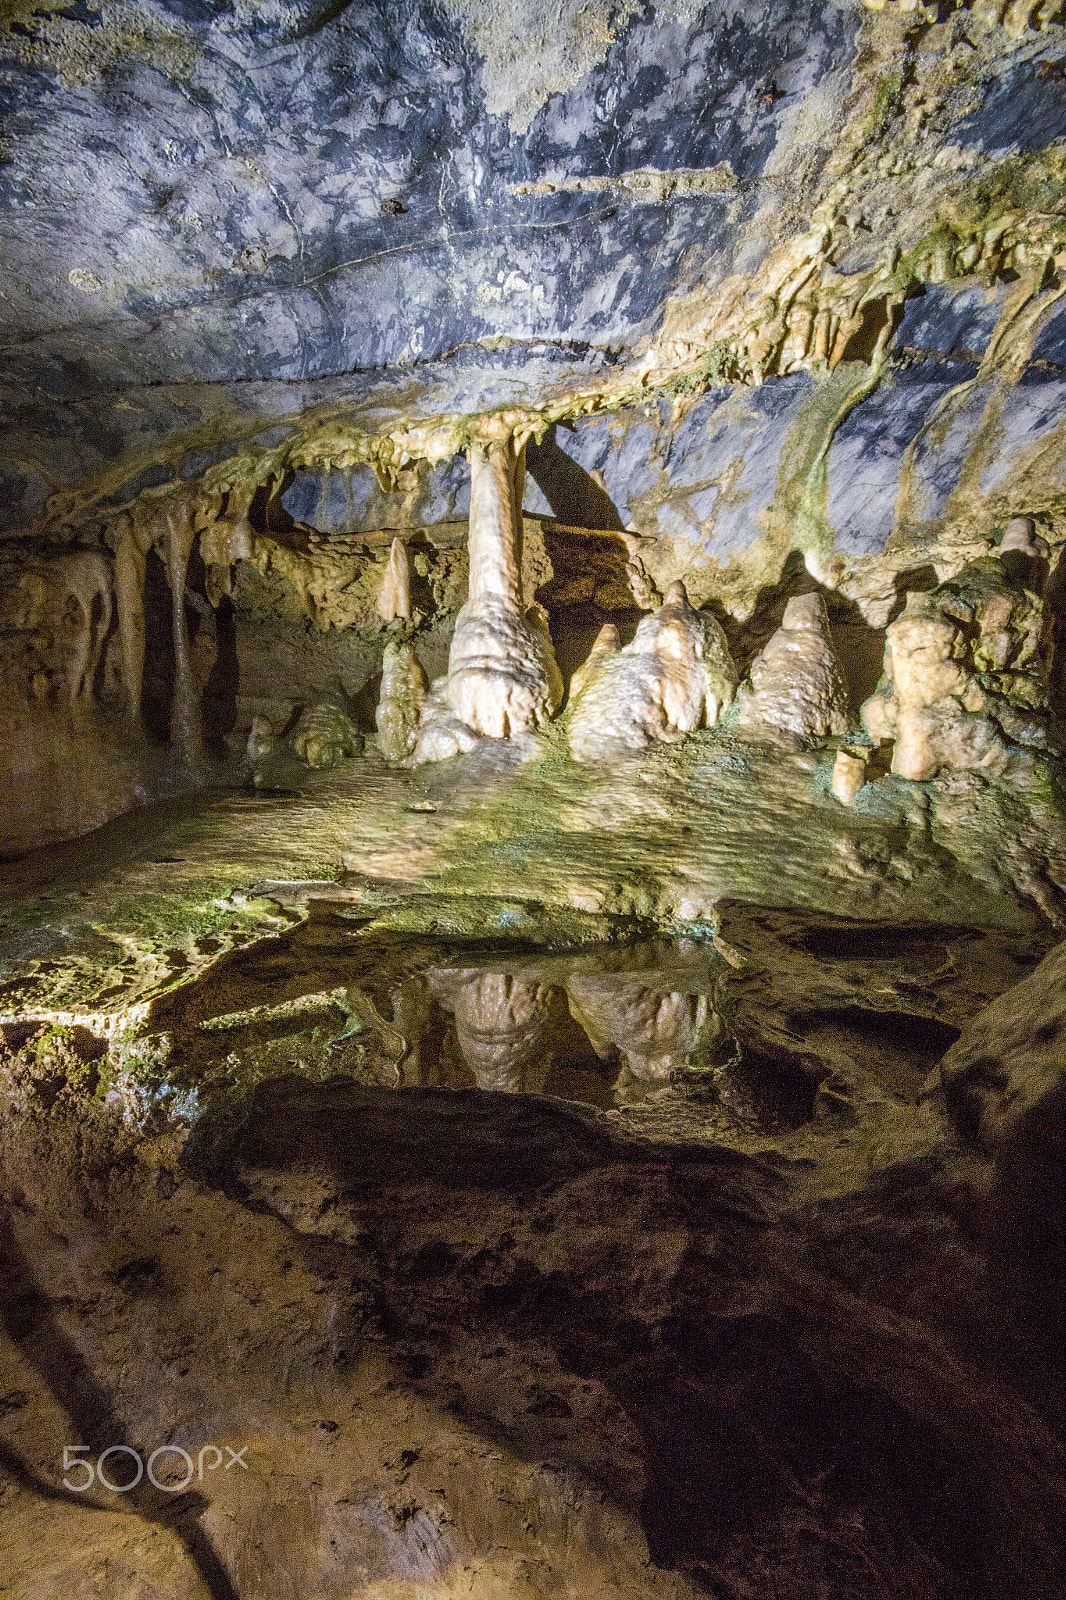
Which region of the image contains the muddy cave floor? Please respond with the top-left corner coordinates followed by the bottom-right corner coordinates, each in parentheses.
top-left (4, 737), bottom-right (1066, 1597)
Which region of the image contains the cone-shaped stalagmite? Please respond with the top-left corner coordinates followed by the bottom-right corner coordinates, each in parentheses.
top-left (567, 580), bottom-right (737, 762)
top-left (376, 640), bottom-right (426, 762)
top-left (735, 592), bottom-right (851, 745)
top-left (377, 537), bottom-right (411, 624)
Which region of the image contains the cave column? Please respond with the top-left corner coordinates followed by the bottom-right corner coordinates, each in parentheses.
top-left (466, 436), bottom-right (524, 609)
top-left (437, 429), bottom-right (561, 740)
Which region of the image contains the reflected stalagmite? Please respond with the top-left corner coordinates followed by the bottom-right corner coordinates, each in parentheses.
top-left (565, 975), bottom-right (716, 1082)
top-left (427, 968), bottom-right (554, 1092)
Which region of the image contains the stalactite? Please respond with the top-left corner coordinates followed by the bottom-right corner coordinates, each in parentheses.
top-left (466, 438), bottom-right (525, 609)
top-left (112, 515), bottom-right (147, 723)
top-left (52, 551), bottom-right (113, 704)
top-left (160, 502), bottom-right (206, 768)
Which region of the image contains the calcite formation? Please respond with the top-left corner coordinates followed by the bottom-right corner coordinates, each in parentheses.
top-left (412, 437), bottom-right (563, 760)
top-left (377, 536), bottom-right (411, 624)
top-left (8, 7), bottom-right (1066, 1598)
top-left (831, 746), bottom-right (870, 805)
top-left (290, 680), bottom-right (362, 770)
top-left (13, 548), bottom-right (113, 705)
top-left (567, 580), bottom-right (737, 762)
top-left (161, 500), bottom-right (207, 770)
top-left (426, 969), bottom-right (554, 1093)
top-left (736, 593), bottom-right (852, 746)
top-left (862, 552), bottom-right (1049, 780)
top-left (376, 640), bottom-right (427, 764)
top-left (565, 977), bottom-right (717, 1085)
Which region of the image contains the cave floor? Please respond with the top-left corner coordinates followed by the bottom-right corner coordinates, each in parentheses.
top-left (1, 728), bottom-right (1061, 1030)
top-left (0, 728), bottom-right (1061, 1200)
top-left (4, 735), bottom-right (1066, 1599)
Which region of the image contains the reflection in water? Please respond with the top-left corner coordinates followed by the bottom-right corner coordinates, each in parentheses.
top-left (423, 956), bottom-right (722, 1103)
top-left (176, 931), bottom-right (820, 1130)
top-left (427, 970), bottom-right (554, 1093)
top-left (565, 979), bottom-right (718, 1087)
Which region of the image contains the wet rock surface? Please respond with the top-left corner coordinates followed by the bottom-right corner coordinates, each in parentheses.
top-left (4, 911), bottom-right (1066, 1598)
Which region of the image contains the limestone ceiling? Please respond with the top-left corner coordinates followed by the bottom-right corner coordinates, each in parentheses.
top-left (0, 0), bottom-right (1064, 530)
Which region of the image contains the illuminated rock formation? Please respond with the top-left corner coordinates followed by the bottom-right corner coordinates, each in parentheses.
top-left (736, 593), bottom-right (852, 746)
top-left (291, 680), bottom-right (362, 769)
top-left (862, 558), bottom-right (1050, 782)
top-left (831, 747), bottom-right (869, 805)
top-left (14, 549), bottom-right (113, 706)
top-left (197, 489), bottom-right (255, 594)
top-left (375, 639), bottom-right (426, 763)
top-left (567, 580), bottom-right (737, 762)
top-left (998, 515), bottom-right (1050, 593)
top-left (412, 438), bottom-right (563, 762)
top-left (377, 536), bottom-right (411, 624)
top-left (243, 714), bottom-right (277, 788)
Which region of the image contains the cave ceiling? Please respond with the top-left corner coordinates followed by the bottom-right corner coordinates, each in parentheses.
top-left (2, 0), bottom-right (1065, 531)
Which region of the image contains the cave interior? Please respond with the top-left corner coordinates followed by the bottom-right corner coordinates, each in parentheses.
top-left (5, 1), bottom-right (1066, 1596)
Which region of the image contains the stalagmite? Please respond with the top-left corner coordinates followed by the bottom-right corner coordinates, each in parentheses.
top-left (862, 558), bottom-right (1050, 782)
top-left (735, 592), bottom-right (852, 745)
top-left (832, 747), bottom-right (868, 805)
top-left (161, 502), bottom-right (206, 768)
top-left (998, 515), bottom-right (1050, 592)
top-left (244, 715), bottom-right (276, 788)
top-left (569, 623), bottom-right (620, 701)
top-left (377, 537), bottom-right (411, 623)
top-left (411, 436), bottom-right (563, 761)
top-left (567, 580), bottom-right (737, 762)
top-left (376, 640), bottom-right (426, 763)
top-left (291, 679), bottom-right (362, 769)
